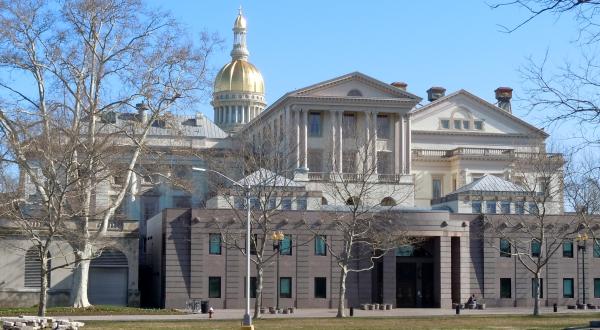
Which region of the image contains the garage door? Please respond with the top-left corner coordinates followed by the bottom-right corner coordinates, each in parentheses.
top-left (88, 249), bottom-right (128, 306)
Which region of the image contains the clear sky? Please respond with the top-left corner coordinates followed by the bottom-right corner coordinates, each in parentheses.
top-left (150, 0), bottom-right (581, 146)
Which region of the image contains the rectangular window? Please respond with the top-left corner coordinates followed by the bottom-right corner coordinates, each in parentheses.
top-left (515, 201), bottom-right (524, 214)
top-left (454, 120), bottom-right (462, 129)
top-left (563, 278), bottom-right (574, 298)
top-left (244, 276), bottom-right (258, 298)
top-left (309, 112), bottom-right (322, 137)
top-left (282, 198), bottom-right (292, 210)
top-left (377, 151), bottom-right (392, 175)
top-left (280, 277), bottom-right (292, 298)
top-left (315, 235), bottom-right (327, 256)
top-left (563, 240), bottom-right (574, 258)
top-left (280, 234), bottom-right (292, 255)
top-left (500, 278), bottom-right (511, 298)
top-left (595, 278), bottom-right (600, 298)
top-left (343, 114), bottom-right (356, 138)
top-left (209, 277), bottom-right (221, 298)
top-left (308, 150), bottom-right (323, 173)
top-left (531, 240), bottom-right (541, 258)
top-left (501, 201), bottom-right (511, 214)
top-left (440, 119), bottom-right (450, 129)
top-left (250, 234), bottom-right (258, 255)
top-left (529, 202), bottom-right (539, 215)
top-left (250, 198), bottom-right (261, 210)
top-left (432, 178), bottom-right (442, 199)
top-left (342, 151), bottom-right (357, 173)
top-left (486, 201), bottom-right (497, 214)
top-left (532, 278), bottom-right (544, 298)
top-left (500, 239), bottom-right (511, 257)
top-left (209, 234), bottom-right (222, 255)
top-left (472, 201), bottom-right (482, 213)
top-left (314, 277), bottom-right (327, 298)
top-left (594, 240), bottom-right (600, 258)
top-left (377, 115), bottom-right (390, 139)
top-left (462, 120), bottom-right (470, 130)
top-left (474, 120), bottom-right (483, 130)
top-left (268, 198), bottom-right (277, 210)
top-left (296, 198), bottom-right (307, 211)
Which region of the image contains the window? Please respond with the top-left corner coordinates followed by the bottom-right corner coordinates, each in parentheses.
top-left (432, 178), bottom-right (442, 199)
top-left (563, 278), bottom-right (574, 298)
top-left (531, 240), bottom-right (541, 258)
top-left (500, 239), bottom-right (511, 257)
top-left (234, 197), bottom-right (246, 210)
top-left (281, 199), bottom-right (292, 210)
top-left (595, 279), bottom-right (600, 298)
top-left (280, 235), bottom-right (292, 255)
top-left (440, 119), bottom-right (450, 129)
top-left (515, 201), bottom-right (524, 214)
top-left (209, 234), bottom-right (222, 255)
top-left (529, 202), bottom-right (539, 215)
top-left (342, 114), bottom-right (356, 138)
top-left (315, 277), bottom-right (327, 298)
top-left (315, 235), bottom-right (327, 256)
top-left (501, 201), bottom-right (511, 214)
top-left (209, 277), bottom-right (221, 298)
top-left (342, 151), bottom-right (357, 173)
top-left (377, 152), bottom-right (392, 175)
top-left (532, 278), bottom-right (544, 298)
top-left (309, 112), bottom-right (322, 137)
top-left (486, 201), bottom-right (497, 214)
top-left (453, 120), bottom-right (461, 129)
top-left (250, 198), bottom-right (261, 210)
top-left (244, 276), bottom-right (257, 298)
top-left (472, 201), bottom-right (482, 213)
top-left (563, 240), bottom-right (574, 258)
top-left (377, 115), bottom-right (390, 139)
top-left (500, 278), bottom-right (511, 298)
top-left (347, 89), bottom-right (362, 96)
top-left (538, 177), bottom-right (550, 196)
top-left (462, 120), bottom-right (470, 130)
top-left (474, 120), bottom-right (483, 130)
top-left (296, 198), bottom-right (307, 211)
top-left (268, 198), bottom-right (277, 210)
top-left (594, 240), bottom-right (600, 258)
top-left (280, 277), bottom-right (292, 298)
top-left (308, 150), bottom-right (323, 172)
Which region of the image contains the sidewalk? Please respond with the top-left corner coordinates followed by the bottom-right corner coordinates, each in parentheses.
top-left (53, 307), bottom-right (600, 322)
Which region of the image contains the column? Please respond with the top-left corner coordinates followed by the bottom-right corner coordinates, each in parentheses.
top-left (302, 109), bottom-right (308, 169)
top-left (338, 111), bottom-right (343, 173)
top-left (394, 114), bottom-right (402, 174)
top-left (439, 236), bottom-right (452, 309)
top-left (241, 105), bottom-right (245, 123)
top-left (330, 111), bottom-right (336, 172)
top-left (364, 111), bottom-right (371, 173)
top-left (371, 112), bottom-right (378, 173)
top-left (295, 108), bottom-right (300, 169)
top-left (406, 114), bottom-right (412, 174)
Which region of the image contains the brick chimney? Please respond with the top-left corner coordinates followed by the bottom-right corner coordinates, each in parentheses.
top-left (391, 81), bottom-right (408, 91)
top-left (427, 86), bottom-right (446, 102)
top-left (494, 87), bottom-right (513, 113)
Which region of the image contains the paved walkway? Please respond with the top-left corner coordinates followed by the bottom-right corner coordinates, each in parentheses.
top-left (53, 307), bottom-right (600, 322)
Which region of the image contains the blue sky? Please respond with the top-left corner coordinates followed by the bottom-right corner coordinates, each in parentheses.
top-left (152, 1), bottom-right (581, 145)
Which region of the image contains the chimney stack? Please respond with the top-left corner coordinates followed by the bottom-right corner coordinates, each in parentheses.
top-left (494, 87), bottom-right (513, 113)
top-left (427, 86), bottom-right (446, 102)
top-left (136, 102), bottom-right (149, 123)
top-left (391, 81), bottom-right (408, 91)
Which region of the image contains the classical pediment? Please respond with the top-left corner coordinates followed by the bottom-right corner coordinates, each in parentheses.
top-left (410, 90), bottom-right (547, 138)
top-left (290, 72), bottom-right (421, 101)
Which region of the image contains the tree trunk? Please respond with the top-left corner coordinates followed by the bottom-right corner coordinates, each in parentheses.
top-left (533, 274), bottom-right (541, 316)
top-left (337, 266), bottom-right (348, 318)
top-left (71, 243), bottom-right (92, 308)
top-left (253, 266), bottom-right (263, 319)
top-left (37, 257), bottom-right (49, 317)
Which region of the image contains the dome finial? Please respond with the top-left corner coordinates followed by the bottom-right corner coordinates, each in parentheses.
top-left (238, 5), bottom-right (242, 16)
top-left (231, 8), bottom-right (249, 60)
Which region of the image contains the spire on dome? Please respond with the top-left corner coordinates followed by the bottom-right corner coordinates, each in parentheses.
top-left (231, 7), bottom-right (249, 60)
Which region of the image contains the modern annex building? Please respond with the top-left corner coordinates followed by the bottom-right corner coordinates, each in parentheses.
top-left (1, 9), bottom-right (594, 310)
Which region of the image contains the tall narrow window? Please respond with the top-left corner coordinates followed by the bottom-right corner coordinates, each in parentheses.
top-left (308, 112), bottom-right (322, 137)
top-left (315, 235), bottom-right (327, 256)
top-left (501, 201), bottom-right (511, 214)
top-left (500, 239), bottom-right (511, 257)
top-left (532, 278), bottom-right (544, 298)
top-left (472, 201), bottom-right (482, 214)
top-left (308, 150), bottom-right (323, 172)
top-left (314, 277), bottom-right (327, 298)
top-left (486, 201), bottom-right (497, 214)
top-left (244, 276), bottom-right (258, 298)
top-left (280, 277), bottom-right (292, 298)
top-left (563, 278), bottom-right (574, 298)
top-left (474, 120), bottom-right (484, 130)
top-left (594, 240), bottom-right (600, 258)
top-left (500, 278), bottom-right (511, 298)
top-left (529, 202), bottom-right (539, 215)
top-left (24, 248), bottom-right (50, 288)
top-left (453, 120), bottom-right (462, 129)
top-left (342, 114), bottom-right (356, 138)
top-left (440, 119), bottom-right (450, 129)
top-left (595, 278), bottom-right (600, 298)
top-left (515, 201), bottom-right (525, 214)
top-left (209, 277), bottom-right (221, 298)
top-left (531, 239), bottom-right (541, 258)
top-left (209, 234), bottom-right (222, 255)
top-left (563, 240), bottom-right (574, 258)
top-left (296, 198), bottom-right (307, 211)
top-left (377, 152), bottom-right (392, 175)
top-left (342, 151), bottom-right (357, 173)
top-left (281, 198), bottom-right (292, 210)
top-left (280, 235), bottom-right (292, 255)
top-left (432, 178), bottom-right (442, 199)
top-left (377, 115), bottom-right (390, 139)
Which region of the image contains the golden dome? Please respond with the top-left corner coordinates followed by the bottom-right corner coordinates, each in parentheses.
top-left (214, 59), bottom-right (264, 94)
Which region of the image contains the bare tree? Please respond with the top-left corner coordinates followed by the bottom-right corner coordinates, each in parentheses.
top-left (312, 132), bottom-right (415, 318)
top-left (0, 0), bottom-right (220, 308)
top-left (483, 150), bottom-right (569, 315)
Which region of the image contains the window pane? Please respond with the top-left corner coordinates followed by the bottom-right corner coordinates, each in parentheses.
top-left (531, 240), bottom-right (541, 257)
top-left (486, 201), bottom-right (496, 214)
top-left (515, 201), bottom-right (524, 214)
top-left (472, 201), bottom-right (482, 213)
top-left (209, 234), bottom-right (221, 255)
top-left (309, 112), bottom-right (321, 136)
top-left (315, 235), bottom-right (327, 256)
top-left (529, 202), bottom-right (539, 215)
top-left (343, 114), bottom-right (356, 138)
top-left (315, 277), bottom-right (327, 298)
top-left (441, 120), bottom-right (450, 129)
top-left (595, 279), bottom-right (600, 298)
top-left (563, 278), bottom-right (574, 298)
top-left (500, 239), bottom-right (511, 257)
top-left (595, 240), bottom-right (600, 258)
top-left (474, 121), bottom-right (483, 130)
top-left (563, 240), bottom-right (574, 258)
top-left (500, 278), bottom-right (511, 298)
top-left (296, 199), bottom-right (307, 211)
top-left (282, 199), bottom-right (292, 210)
top-left (280, 235), bottom-right (292, 255)
top-left (280, 277), bottom-right (292, 298)
top-left (244, 277), bottom-right (258, 298)
top-left (377, 115), bottom-right (390, 139)
top-left (432, 179), bottom-right (442, 198)
top-left (209, 277), bottom-right (221, 298)
top-left (532, 278), bottom-right (544, 298)
top-left (501, 201), bottom-right (511, 214)
top-left (463, 120), bottom-right (470, 130)
top-left (454, 120), bottom-right (461, 129)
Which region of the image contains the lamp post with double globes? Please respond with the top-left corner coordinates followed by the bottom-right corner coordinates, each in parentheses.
top-left (192, 167), bottom-right (253, 330)
top-left (271, 230), bottom-right (285, 312)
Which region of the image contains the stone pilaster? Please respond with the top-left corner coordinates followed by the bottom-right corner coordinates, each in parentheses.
top-left (439, 235), bottom-right (452, 308)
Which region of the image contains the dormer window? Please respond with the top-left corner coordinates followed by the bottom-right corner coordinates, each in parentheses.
top-left (440, 119), bottom-right (450, 129)
top-left (453, 120), bottom-right (461, 129)
top-left (474, 120), bottom-right (484, 130)
top-left (347, 89), bottom-right (363, 97)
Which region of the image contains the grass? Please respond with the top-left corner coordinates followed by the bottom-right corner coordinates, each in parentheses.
top-left (0, 305), bottom-right (183, 317)
top-left (80, 314), bottom-right (600, 329)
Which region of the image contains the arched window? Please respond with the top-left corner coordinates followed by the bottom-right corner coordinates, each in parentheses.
top-left (381, 197), bottom-right (397, 206)
top-left (24, 247), bottom-right (50, 288)
top-left (346, 196), bottom-right (361, 206)
top-left (347, 89), bottom-right (363, 97)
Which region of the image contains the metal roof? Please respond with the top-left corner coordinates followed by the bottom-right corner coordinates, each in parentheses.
top-left (450, 174), bottom-right (526, 195)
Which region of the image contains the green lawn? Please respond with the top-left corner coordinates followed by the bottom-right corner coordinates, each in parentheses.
top-left (0, 305), bottom-right (182, 317)
top-left (81, 314), bottom-right (600, 330)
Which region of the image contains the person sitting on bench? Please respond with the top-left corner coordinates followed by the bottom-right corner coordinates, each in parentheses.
top-left (466, 294), bottom-right (477, 309)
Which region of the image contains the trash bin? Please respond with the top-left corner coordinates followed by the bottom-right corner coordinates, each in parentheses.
top-left (201, 300), bottom-right (209, 314)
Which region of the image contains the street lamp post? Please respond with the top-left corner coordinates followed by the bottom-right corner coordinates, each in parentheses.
top-left (271, 231), bottom-right (285, 312)
top-left (192, 167), bottom-right (253, 329)
top-left (577, 233), bottom-right (589, 308)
